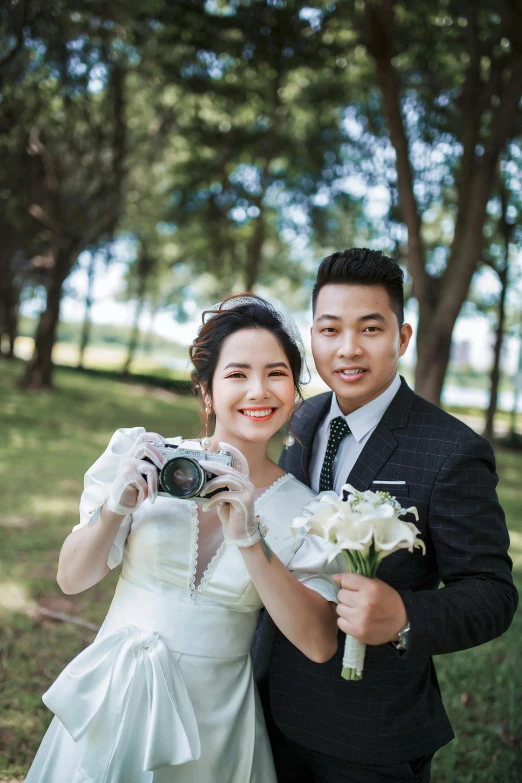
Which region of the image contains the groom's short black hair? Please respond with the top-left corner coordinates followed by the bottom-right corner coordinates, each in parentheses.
top-left (312, 248), bottom-right (405, 325)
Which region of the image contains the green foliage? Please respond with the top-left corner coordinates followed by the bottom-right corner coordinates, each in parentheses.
top-left (135, 1), bottom-right (354, 298)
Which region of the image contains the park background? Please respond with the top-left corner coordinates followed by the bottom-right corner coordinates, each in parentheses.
top-left (1, 1), bottom-right (521, 780)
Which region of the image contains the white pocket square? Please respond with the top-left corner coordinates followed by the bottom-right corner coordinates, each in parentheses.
top-left (372, 480), bottom-right (407, 485)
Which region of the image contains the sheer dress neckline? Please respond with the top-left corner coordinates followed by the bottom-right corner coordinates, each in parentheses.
top-left (189, 473), bottom-right (292, 597)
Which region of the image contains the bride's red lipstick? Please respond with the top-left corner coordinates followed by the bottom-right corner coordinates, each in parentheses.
top-left (238, 407), bottom-right (277, 422)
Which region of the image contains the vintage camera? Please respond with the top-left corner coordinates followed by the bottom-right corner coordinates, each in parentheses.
top-left (148, 444), bottom-right (235, 501)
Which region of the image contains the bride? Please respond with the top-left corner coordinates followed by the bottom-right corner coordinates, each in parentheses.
top-left (25, 294), bottom-right (339, 783)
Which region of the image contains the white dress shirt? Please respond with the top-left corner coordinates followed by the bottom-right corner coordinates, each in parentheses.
top-left (309, 373), bottom-right (402, 495)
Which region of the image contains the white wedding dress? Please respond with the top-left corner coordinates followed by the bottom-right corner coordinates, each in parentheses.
top-left (26, 428), bottom-right (338, 783)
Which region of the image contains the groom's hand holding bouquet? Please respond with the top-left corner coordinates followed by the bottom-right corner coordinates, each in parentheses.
top-left (334, 570), bottom-right (408, 646)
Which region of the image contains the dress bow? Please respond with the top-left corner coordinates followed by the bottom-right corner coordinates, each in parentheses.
top-left (43, 625), bottom-right (201, 774)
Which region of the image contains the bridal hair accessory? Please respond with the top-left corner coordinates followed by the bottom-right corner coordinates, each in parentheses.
top-left (202, 294), bottom-right (311, 384)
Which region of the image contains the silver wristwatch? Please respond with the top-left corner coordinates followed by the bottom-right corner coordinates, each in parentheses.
top-left (392, 621), bottom-right (411, 651)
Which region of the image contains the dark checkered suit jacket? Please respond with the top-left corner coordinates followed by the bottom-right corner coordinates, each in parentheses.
top-left (255, 378), bottom-right (518, 765)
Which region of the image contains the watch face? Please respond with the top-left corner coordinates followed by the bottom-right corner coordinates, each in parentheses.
top-left (400, 629), bottom-right (411, 650)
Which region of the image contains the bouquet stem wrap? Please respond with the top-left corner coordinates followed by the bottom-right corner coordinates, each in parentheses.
top-left (340, 548), bottom-right (380, 680)
top-left (341, 633), bottom-right (366, 680)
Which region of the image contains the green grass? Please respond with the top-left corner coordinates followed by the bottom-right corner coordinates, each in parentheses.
top-left (0, 359), bottom-right (520, 781)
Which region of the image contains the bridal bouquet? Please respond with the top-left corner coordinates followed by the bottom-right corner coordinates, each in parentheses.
top-left (292, 485), bottom-right (425, 681)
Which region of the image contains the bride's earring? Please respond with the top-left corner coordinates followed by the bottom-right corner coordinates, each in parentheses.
top-left (283, 432), bottom-right (295, 450)
top-left (283, 407), bottom-right (297, 450)
top-left (202, 401), bottom-right (212, 450)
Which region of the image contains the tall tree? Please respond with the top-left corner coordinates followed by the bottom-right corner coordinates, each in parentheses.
top-left (337, 0), bottom-right (522, 403)
top-left (21, 68), bottom-right (126, 388)
top-left (508, 314), bottom-right (522, 444)
top-left (3, 6), bottom-right (130, 388)
top-left (482, 184), bottom-right (514, 441)
top-left (155, 0), bottom-right (348, 294)
top-left (121, 237), bottom-right (159, 375)
top-left (76, 248), bottom-right (112, 370)
top-left (0, 4), bottom-right (49, 357)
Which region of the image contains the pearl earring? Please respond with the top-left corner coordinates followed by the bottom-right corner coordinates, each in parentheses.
top-left (203, 400), bottom-right (212, 448)
top-left (283, 433), bottom-right (295, 450)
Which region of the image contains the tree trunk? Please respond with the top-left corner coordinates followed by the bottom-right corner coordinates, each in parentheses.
top-left (244, 206), bottom-right (265, 292)
top-left (510, 321), bottom-right (522, 441)
top-left (122, 295), bottom-right (145, 375)
top-left (6, 301), bottom-right (18, 358)
top-left (413, 149), bottom-right (505, 403)
top-left (242, 59), bottom-right (281, 292)
top-left (414, 305), bottom-right (454, 406)
top-left (413, 184), bottom-right (492, 405)
top-left (19, 246), bottom-right (73, 389)
top-left (122, 241), bottom-right (153, 375)
top-left (141, 307), bottom-right (158, 354)
top-left (483, 266), bottom-right (508, 441)
top-left (362, 0), bottom-right (427, 301)
top-left (361, 1), bottom-right (522, 406)
top-left (77, 252), bottom-right (97, 369)
top-left (484, 188), bottom-right (512, 441)
top-left (0, 250), bottom-right (21, 359)
top-left (0, 298), bottom-right (19, 359)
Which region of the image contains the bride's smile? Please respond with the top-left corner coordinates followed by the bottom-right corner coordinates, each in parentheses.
top-left (238, 407), bottom-right (277, 419)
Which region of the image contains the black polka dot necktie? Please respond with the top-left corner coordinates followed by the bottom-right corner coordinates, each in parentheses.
top-left (319, 416), bottom-right (351, 492)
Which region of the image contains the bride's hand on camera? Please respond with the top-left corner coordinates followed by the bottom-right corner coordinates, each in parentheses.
top-left (106, 432), bottom-right (168, 516)
top-left (199, 443), bottom-right (259, 546)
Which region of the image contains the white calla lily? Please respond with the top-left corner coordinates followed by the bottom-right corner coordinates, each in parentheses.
top-left (326, 517), bottom-right (374, 562)
top-left (291, 490), bottom-right (341, 538)
top-left (296, 507), bottom-right (339, 539)
top-left (372, 516), bottom-right (419, 557)
top-left (404, 522), bottom-right (425, 553)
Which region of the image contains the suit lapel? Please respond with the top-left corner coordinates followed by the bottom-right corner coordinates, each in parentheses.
top-left (289, 392), bottom-right (331, 484)
top-left (345, 426), bottom-right (398, 491)
top-left (345, 378), bottom-right (415, 491)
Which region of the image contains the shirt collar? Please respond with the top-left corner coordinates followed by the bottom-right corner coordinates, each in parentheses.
top-left (327, 373), bottom-right (402, 443)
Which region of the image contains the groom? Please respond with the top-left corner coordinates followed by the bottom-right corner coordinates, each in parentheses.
top-left (257, 248), bottom-right (518, 783)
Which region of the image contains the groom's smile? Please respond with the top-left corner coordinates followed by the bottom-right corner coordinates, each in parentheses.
top-left (311, 283), bottom-right (412, 415)
top-left (335, 366), bottom-right (368, 382)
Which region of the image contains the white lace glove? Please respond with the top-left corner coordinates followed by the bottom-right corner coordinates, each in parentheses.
top-left (106, 432), bottom-right (167, 516)
top-left (200, 442), bottom-right (261, 548)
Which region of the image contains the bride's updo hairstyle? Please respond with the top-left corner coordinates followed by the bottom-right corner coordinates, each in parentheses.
top-left (190, 293), bottom-right (304, 434)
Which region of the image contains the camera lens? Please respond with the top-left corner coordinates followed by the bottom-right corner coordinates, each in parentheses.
top-left (160, 457), bottom-right (204, 498)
